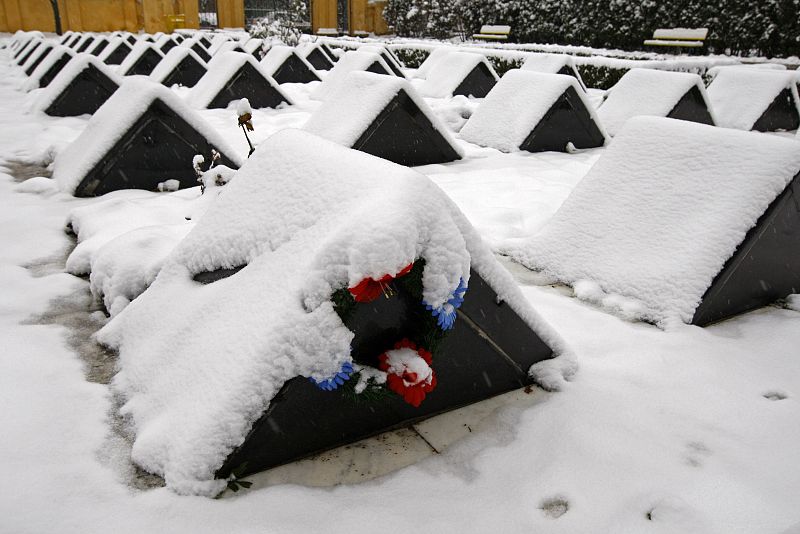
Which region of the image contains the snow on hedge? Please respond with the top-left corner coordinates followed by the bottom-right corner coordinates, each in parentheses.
top-left (459, 69), bottom-right (605, 152)
top-left (311, 50), bottom-right (393, 101)
top-left (597, 68), bottom-right (713, 136)
top-left (187, 51), bottom-right (288, 108)
top-left (21, 45), bottom-right (74, 91)
top-left (418, 51), bottom-right (498, 98)
top-left (303, 71), bottom-right (461, 153)
top-left (706, 68), bottom-right (800, 130)
top-left (505, 116), bottom-right (800, 325)
top-left (96, 128), bottom-right (571, 496)
top-left (117, 41), bottom-right (163, 75)
top-left (149, 46), bottom-right (205, 84)
top-left (52, 78), bottom-right (244, 195)
top-left (31, 53), bottom-right (123, 113)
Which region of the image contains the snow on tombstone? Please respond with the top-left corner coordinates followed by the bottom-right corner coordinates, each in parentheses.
top-left (59, 30), bottom-right (75, 45)
top-left (312, 50), bottom-right (395, 98)
top-left (15, 38), bottom-right (44, 66)
top-left (74, 33), bottom-right (98, 54)
top-left (52, 78), bottom-right (244, 197)
top-left (357, 44), bottom-right (406, 77)
top-left (304, 71), bottom-right (462, 165)
top-left (65, 33), bottom-right (83, 49)
top-left (20, 41), bottom-right (54, 76)
top-left (95, 128), bottom-right (570, 496)
top-left (506, 116), bottom-right (800, 327)
top-left (413, 46), bottom-right (454, 79)
top-left (520, 53), bottom-right (586, 91)
top-left (706, 68), bottom-right (800, 132)
top-left (149, 46), bottom-right (207, 88)
top-left (597, 68), bottom-right (715, 136)
top-left (296, 41), bottom-right (336, 70)
top-left (180, 37), bottom-right (213, 63)
top-left (460, 70), bottom-right (607, 153)
top-left (99, 37), bottom-right (133, 65)
top-left (12, 33), bottom-right (43, 59)
top-left (259, 45), bottom-right (320, 84)
top-left (418, 50), bottom-right (499, 99)
top-left (88, 36), bottom-right (110, 57)
top-left (242, 37), bottom-right (264, 59)
top-left (155, 34), bottom-right (179, 54)
top-left (23, 45), bottom-right (74, 90)
top-left (118, 41), bottom-right (165, 76)
top-left (187, 51), bottom-right (290, 109)
top-left (34, 54), bottom-right (122, 117)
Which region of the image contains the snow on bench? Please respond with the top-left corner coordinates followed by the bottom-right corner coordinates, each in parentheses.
top-left (706, 68), bottom-right (800, 132)
top-left (460, 70), bottom-right (606, 153)
top-left (597, 68), bottom-right (715, 136)
top-left (96, 128), bottom-right (571, 496)
top-left (472, 25), bottom-right (511, 41)
top-left (304, 71), bottom-right (462, 165)
top-left (643, 28), bottom-right (708, 48)
top-left (505, 116), bottom-right (800, 326)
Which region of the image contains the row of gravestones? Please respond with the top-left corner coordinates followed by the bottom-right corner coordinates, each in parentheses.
top-left (7, 31), bottom-right (800, 491)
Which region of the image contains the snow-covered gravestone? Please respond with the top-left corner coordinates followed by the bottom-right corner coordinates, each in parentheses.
top-left (706, 68), bottom-right (800, 132)
top-left (34, 54), bottom-right (122, 117)
top-left (311, 50), bottom-right (395, 101)
top-left (418, 50), bottom-right (499, 99)
top-left (73, 33), bottom-right (97, 53)
top-left (52, 78), bottom-right (243, 197)
top-left (520, 53), bottom-right (586, 91)
top-left (149, 47), bottom-right (207, 88)
top-left (304, 71), bottom-right (462, 166)
top-left (460, 70), bottom-right (607, 153)
top-left (23, 46), bottom-right (73, 90)
top-left (15, 38), bottom-right (43, 66)
top-left (180, 37), bottom-right (212, 63)
top-left (96, 128), bottom-right (569, 495)
top-left (259, 46), bottom-right (320, 84)
top-left (187, 51), bottom-right (290, 109)
top-left (357, 44), bottom-right (406, 77)
top-left (296, 41), bottom-right (336, 70)
top-left (597, 68), bottom-right (715, 136)
top-left (413, 47), bottom-right (453, 79)
top-left (88, 36), bottom-right (109, 57)
top-left (65, 33), bottom-right (82, 49)
top-left (155, 34), bottom-right (178, 54)
top-left (99, 37), bottom-right (133, 65)
top-left (119, 41), bottom-right (165, 76)
top-left (20, 41), bottom-right (53, 76)
top-left (506, 116), bottom-right (800, 327)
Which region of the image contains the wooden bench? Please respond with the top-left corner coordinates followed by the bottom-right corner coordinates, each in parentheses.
top-left (472, 25), bottom-right (511, 41)
top-left (643, 28), bottom-right (708, 49)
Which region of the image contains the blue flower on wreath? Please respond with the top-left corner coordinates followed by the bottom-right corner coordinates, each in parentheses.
top-left (309, 361), bottom-right (354, 391)
top-left (424, 278), bottom-right (467, 331)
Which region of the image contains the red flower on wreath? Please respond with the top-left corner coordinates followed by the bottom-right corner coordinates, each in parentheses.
top-left (349, 263), bottom-right (413, 303)
top-left (379, 338), bottom-right (437, 407)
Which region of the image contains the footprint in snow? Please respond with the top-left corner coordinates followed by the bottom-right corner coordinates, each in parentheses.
top-left (540, 496), bottom-right (569, 519)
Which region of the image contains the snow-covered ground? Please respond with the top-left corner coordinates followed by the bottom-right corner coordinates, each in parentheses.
top-left (1, 38), bottom-right (800, 533)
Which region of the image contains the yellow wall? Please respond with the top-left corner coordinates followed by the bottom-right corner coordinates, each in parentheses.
top-left (0, 0), bottom-right (237, 33)
top-left (312, 0), bottom-right (389, 35)
top-left (311, 0), bottom-right (337, 32)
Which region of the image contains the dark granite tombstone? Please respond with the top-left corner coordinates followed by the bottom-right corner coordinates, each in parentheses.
top-left (305, 46), bottom-right (335, 70)
top-left (519, 85), bottom-right (606, 152)
top-left (665, 85), bottom-right (716, 126)
top-left (89, 37), bottom-right (109, 56)
top-left (692, 173), bottom-right (800, 325)
top-left (159, 38), bottom-right (178, 54)
top-left (37, 50), bottom-right (73, 88)
top-left (122, 46), bottom-right (163, 76)
top-left (196, 261), bottom-right (555, 478)
top-left (159, 52), bottom-right (207, 88)
top-left (103, 40), bottom-right (133, 65)
top-left (191, 42), bottom-right (212, 63)
top-left (751, 89), bottom-right (800, 132)
top-left (44, 62), bottom-right (119, 117)
top-left (72, 98), bottom-right (240, 196)
top-left (453, 62), bottom-right (497, 98)
top-left (205, 61), bottom-right (289, 109)
top-left (344, 89), bottom-right (462, 166)
top-left (16, 41), bottom-right (42, 66)
top-left (269, 51), bottom-right (321, 84)
top-left (75, 36), bottom-right (95, 53)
